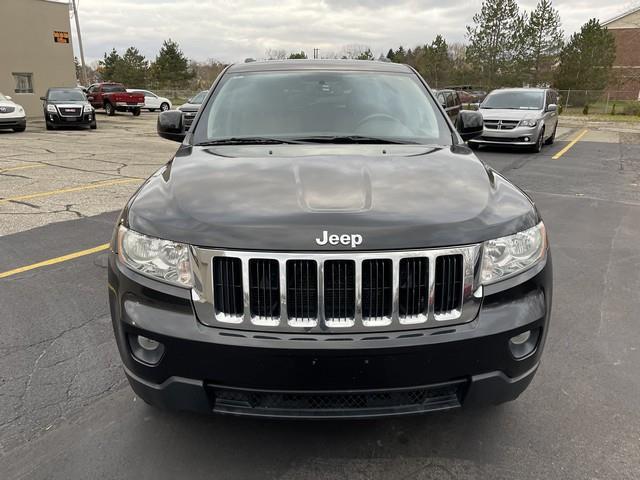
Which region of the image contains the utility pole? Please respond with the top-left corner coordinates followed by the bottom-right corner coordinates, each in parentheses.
top-left (313, 48), bottom-right (319, 59)
top-left (70, 0), bottom-right (88, 86)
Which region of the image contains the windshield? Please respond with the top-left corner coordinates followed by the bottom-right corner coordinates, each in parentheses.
top-left (48, 90), bottom-right (86, 102)
top-left (102, 84), bottom-right (126, 93)
top-left (482, 91), bottom-right (544, 110)
top-left (192, 71), bottom-right (451, 145)
top-left (190, 91), bottom-right (207, 104)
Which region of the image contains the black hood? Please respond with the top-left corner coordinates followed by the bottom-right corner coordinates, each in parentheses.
top-left (126, 145), bottom-right (538, 251)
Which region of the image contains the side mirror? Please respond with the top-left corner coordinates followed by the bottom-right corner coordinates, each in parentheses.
top-left (457, 110), bottom-right (484, 142)
top-left (157, 110), bottom-right (186, 142)
top-left (547, 104), bottom-right (557, 112)
top-left (40, 96), bottom-right (46, 101)
top-left (6, 95), bottom-right (12, 100)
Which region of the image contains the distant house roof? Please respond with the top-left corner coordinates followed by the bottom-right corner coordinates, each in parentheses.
top-left (603, 5), bottom-right (640, 28)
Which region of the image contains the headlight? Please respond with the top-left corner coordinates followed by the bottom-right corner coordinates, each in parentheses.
top-left (480, 222), bottom-right (547, 285)
top-left (84, 104), bottom-right (93, 112)
top-left (46, 105), bottom-right (56, 113)
top-left (17, 106), bottom-right (24, 114)
top-left (519, 119), bottom-right (537, 127)
top-left (117, 226), bottom-right (192, 287)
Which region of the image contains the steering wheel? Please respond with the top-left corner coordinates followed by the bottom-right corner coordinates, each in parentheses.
top-left (355, 113), bottom-right (401, 130)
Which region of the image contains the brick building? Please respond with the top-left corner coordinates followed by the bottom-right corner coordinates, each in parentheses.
top-left (604, 6), bottom-right (640, 100)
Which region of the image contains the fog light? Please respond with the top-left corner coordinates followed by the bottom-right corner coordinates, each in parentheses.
top-left (138, 335), bottom-right (159, 351)
top-left (509, 328), bottom-right (540, 359)
top-left (524, 137), bottom-right (530, 142)
top-left (128, 333), bottom-right (165, 365)
top-left (510, 331), bottom-right (531, 345)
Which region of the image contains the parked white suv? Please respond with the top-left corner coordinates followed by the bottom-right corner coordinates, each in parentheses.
top-left (126, 89), bottom-right (172, 112)
top-left (0, 93), bottom-right (26, 132)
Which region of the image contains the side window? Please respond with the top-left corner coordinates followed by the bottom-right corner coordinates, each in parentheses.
top-left (446, 92), bottom-right (455, 108)
top-left (13, 73), bottom-right (34, 93)
top-left (436, 92), bottom-right (445, 106)
top-left (88, 85), bottom-right (98, 94)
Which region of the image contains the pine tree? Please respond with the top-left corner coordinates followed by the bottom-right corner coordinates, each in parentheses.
top-left (466, 0), bottom-right (527, 88)
top-left (116, 47), bottom-right (148, 86)
top-left (99, 48), bottom-right (121, 81)
top-left (150, 39), bottom-right (193, 88)
top-left (526, 0), bottom-right (564, 85)
top-left (288, 51), bottom-right (308, 59)
top-left (555, 19), bottom-right (616, 90)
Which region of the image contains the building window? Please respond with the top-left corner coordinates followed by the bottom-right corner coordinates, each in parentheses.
top-left (13, 73), bottom-right (34, 94)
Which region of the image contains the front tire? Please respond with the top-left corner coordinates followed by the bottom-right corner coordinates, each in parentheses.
top-left (90, 120), bottom-right (97, 130)
top-left (132, 108), bottom-right (141, 116)
top-left (104, 102), bottom-right (115, 116)
top-left (160, 102), bottom-right (170, 112)
top-left (46, 122), bottom-right (54, 131)
top-left (532, 128), bottom-right (545, 153)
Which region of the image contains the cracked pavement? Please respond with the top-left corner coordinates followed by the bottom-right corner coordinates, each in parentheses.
top-left (0, 112), bottom-right (177, 236)
top-left (0, 119), bottom-right (639, 479)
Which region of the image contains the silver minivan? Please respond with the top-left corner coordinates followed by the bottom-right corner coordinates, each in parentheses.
top-left (469, 88), bottom-right (559, 153)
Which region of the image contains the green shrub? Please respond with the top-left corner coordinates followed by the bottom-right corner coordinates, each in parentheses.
top-left (623, 103), bottom-right (640, 116)
top-left (611, 104), bottom-right (616, 115)
top-left (583, 104), bottom-right (589, 115)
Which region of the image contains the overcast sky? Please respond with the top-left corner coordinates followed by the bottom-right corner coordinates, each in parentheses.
top-left (69, 0), bottom-right (638, 64)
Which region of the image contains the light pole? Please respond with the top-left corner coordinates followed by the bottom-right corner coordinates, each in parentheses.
top-left (70, 0), bottom-right (88, 86)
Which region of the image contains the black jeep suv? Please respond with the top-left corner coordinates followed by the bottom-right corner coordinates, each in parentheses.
top-left (108, 60), bottom-right (552, 418)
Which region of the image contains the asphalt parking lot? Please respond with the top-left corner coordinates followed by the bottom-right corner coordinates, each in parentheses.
top-left (1, 113), bottom-right (639, 479)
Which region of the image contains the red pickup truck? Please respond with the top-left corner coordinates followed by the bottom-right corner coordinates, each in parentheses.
top-left (85, 83), bottom-right (145, 116)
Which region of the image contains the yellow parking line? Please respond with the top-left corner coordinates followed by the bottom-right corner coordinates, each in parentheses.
top-left (0, 243), bottom-right (110, 279)
top-left (0, 178), bottom-right (140, 204)
top-left (552, 129), bottom-right (588, 160)
top-left (0, 164), bottom-right (42, 173)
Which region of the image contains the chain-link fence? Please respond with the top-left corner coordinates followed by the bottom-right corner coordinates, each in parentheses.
top-left (557, 89), bottom-right (640, 116)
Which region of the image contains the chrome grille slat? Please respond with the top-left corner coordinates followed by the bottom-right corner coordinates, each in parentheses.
top-left (192, 246), bottom-right (481, 333)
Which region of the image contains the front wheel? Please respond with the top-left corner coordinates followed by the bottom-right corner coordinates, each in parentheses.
top-left (531, 128), bottom-right (545, 153)
top-left (90, 121), bottom-right (97, 130)
top-left (132, 108), bottom-right (141, 116)
top-left (160, 102), bottom-right (170, 112)
top-left (46, 122), bottom-right (54, 131)
top-left (104, 102), bottom-right (115, 116)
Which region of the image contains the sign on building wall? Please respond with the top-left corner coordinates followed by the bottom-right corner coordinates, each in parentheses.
top-left (53, 31), bottom-right (70, 44)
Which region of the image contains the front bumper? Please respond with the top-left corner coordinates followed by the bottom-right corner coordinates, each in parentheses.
top-left (0, 116), bottom-right (26, 129)
top-left (46, 111), bottom-right (94, 126)
top-left (108, 253), bottom-right (552, 418)
top-left (469, 126), bottom-right (539, 146)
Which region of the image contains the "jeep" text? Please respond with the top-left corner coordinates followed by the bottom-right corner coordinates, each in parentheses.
top-left (315, 231), bottom-right (363, 248)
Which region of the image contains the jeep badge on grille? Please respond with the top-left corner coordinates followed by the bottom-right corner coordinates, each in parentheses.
top-left (315, 231), bottom-right (363, 248)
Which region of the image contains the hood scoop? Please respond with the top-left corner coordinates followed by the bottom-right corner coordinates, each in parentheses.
top-left (295, 163), bottom-right (372, 212)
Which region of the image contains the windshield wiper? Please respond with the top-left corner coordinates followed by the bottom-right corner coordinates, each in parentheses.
top-left (195, 137), bottom-right (304, 146)
top-left (291, 135), bottom-right (415, 144)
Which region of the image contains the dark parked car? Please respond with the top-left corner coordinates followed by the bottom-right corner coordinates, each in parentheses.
top-left (109, 60), bottom-right (552, 418)
top-left (176, 90), bottom-right (207, 131)
top-left (41, 88), bottom-right (96, 130)
top-left (434, 89), bottom-right (462, 125)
